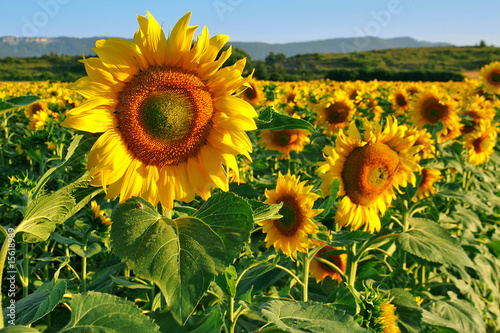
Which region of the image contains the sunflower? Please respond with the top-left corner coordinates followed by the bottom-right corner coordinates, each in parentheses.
top-left (309, 243), bottom-right (347, 283)
top-left (317, 117), bottom-right (421, 233)
top-left (410, 86), bottom-right (460, 143)
top-left (314, 90), bottom-right (356, 135)
top-left (257, 171), bottom-right (322, 259)
top-left (61, 12), bottom-right (257, 210)
top-left (241, 78), bottom-right (263, 106)
top-left (377, 303), bottom-right (401, 333)
top-left (480, 61), bottom-right (500, 94)
top-left (404, 126), bottom-right (435, 162)
top-left (390, 88), bottom-right (410, 115)
top-left (259, 128), bottom-right (311, 159)
top-left (91, 200), bottom-right (112, 227)
top-left (463, 120), bottom-right (499, 165)
top-left (414, 168), bottom-right (441, 201)
top-left (460, 95), bottom-right (495, 134)
top-left (28, 110), bottom-right (49, 131)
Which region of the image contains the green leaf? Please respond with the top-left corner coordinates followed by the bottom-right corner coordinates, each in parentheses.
top-left (18, 190), bottom-right (75, 243)
top-left (388, 288), bottom-right (422, 333)
top-left (59, 291), bottom-right (160, 332)
top-left (260, 300), bottom-right (368, 333)
top-left (0, 327), bottom-right (40, 333)
top-left (69, 243), bottom-right (102, 258)
top-left (421, 295), bottom-right (486, 333)
top-left (5, 96), bottom-right (41, 106)
top-left (2, 280), bottom-right (66, 326)
top-left (247, 199), bottom-right (283, 223)
top-left (396, 218), bottom-right (473, 268)
top-left (257, 107), bottom-right (316, 132)
top-left (318, 179), bottom-right (341, 218)
top-left (110, 192), bottom-right (253, 324)
top-left (328, 230), bottom-right (372, 247)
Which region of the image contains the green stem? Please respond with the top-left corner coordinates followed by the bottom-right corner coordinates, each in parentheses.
top-left (301, 251), bottom-right (310, 302)
top-left (229, 296), bottom-right (236, 333)
top-left (22, 242), bottom-right (29, 298)
top-left (150, 282), bottom-right (156, 310)
top-left (81, 248), bottom-right (87, 293)
top-left (274, 264), bottom-right (304, 288)
top-left (346, 242), bottom-right (358, 288)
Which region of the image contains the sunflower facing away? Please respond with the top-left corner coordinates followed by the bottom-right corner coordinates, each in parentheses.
top-left (257, 171), bottom-right (322, 259)
top-left (309, 243), bottom-right (347, 283)
top-left (62, 12), bottom-right (257, 210)
top-left (317, 117), bottom-right (421, 233)
top-left (259, 128), bottom-right (311, 159)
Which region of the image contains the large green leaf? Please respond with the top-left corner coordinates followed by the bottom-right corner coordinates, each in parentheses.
top-left (260, 300), bottom-right (368, 333)
top-left (5, 96), bottom-right (41, 107)
top-left (2, 280), bottom-right (66, 326)
top-left (17, 190), bottom-right (75, 243)
top-left (59, 291), bottom-right (160, 332)
top-left (421, 296), bottom-right (486, 333)
top-left (396, 218), bottom-right (473, 268)
top-left (256, 107), bottom-right (316, 132)
top-left (110, 192), bottom-right (254, 324)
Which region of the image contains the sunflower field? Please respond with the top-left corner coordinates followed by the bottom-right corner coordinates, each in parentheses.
top-left (2, 12), bottom-right (500, 333)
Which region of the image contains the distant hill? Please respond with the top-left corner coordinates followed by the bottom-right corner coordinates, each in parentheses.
top-left (229, 37), bottom-right (452, 60)
top-left (0, 36), bottom-right (451, 59)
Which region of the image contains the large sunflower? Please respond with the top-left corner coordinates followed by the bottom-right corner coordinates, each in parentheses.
top-left (410, 86), bottom-right (460, 143)
top-left (259, 128), bottom-right (311, 159)
top-left (62, 12), bottom-right (257, 210)
top-left (480, 61), bottom-right (500, 94)
top-left (463, 120), bottom-right (499, 165)
top-left (317, 117), bottom-right (421, 233)
top-left (257, 171), bottom-right (322, 259)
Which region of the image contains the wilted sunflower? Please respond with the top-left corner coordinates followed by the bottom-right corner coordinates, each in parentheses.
top-left (463, 120), bottom-right (499, 165)
top-left (257, 171), bottom-right (322, 259)
top-left (62, 12), bottom-right (256, 210)
top-left (314, 91), bottom-right (356, 135)
top-left (309, 243), bottom-right (347, 283)
top-left (377, 303), bottom-right (401, 333)
top-left (410, 86), bottom-right (460, 143)
top-left (259, 128), bottom-right (311, 159)
top-left (414, 168), bottom-right (441, 201)
top-left (317, 117), bottom-right (421, 233)
top-left (480, 61), bottom-right (500, 94)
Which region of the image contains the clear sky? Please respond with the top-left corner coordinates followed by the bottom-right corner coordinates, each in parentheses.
top-left (1, 0), bottom-right (499, 47)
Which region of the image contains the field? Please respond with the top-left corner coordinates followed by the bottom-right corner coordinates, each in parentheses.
top-left (1, 13), bottom-right (500, 333)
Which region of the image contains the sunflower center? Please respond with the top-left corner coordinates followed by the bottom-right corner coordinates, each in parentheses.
top-left (271, 130), bottom-right (298, 146)
top-left (396, 94), bottom-right (407, 107)
top-left (341, 142), bottom-right (400, 206)
top-left (421, 97), bottom-right (449, 124)
top-left (490, 72), bottom-right (500, 84)
top-left (325, 102), bottom-right (349, 124)
top-left (115, 66), bottom-right (213, 166)
top-left (244, 87), bottom-right (257, 99)
top-left (473, 136), bottom-right (491, 153)
top-left (273, 196), bottom-right (303, 236)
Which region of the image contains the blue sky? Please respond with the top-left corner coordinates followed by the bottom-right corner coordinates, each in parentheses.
top-left (1, 0), bottom-right (499, 47)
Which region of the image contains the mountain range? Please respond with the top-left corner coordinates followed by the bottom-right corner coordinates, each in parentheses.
top-left (0, 36), bottom-right (452, 60)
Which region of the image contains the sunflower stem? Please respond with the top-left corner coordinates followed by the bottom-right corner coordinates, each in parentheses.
top-left (22, 242), bottom-right (29, 298)
top-left (346, 242), bottom-right (358, 288)
top-left (400, 199), bottom-right (409, 271)
top-left (301, 250), bottom-right (310, 302)
top-left (274, 264), bottom-right (304, 288)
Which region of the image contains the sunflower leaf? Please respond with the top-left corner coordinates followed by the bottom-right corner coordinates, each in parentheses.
top-left (5, 95), bottom-right (41, 106)
top-left (247, 198), bottom-right (283, 223)
top-left (260, 300), bottom-right (368, 333)
top-left (396, 217), bottom-right (473, 268)
top-left (59, 291), bottom-right (160, 332)
top-left (256, 107), bottom-right (316, 132)
top-left (110, 192), bottom-right (253, 325)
